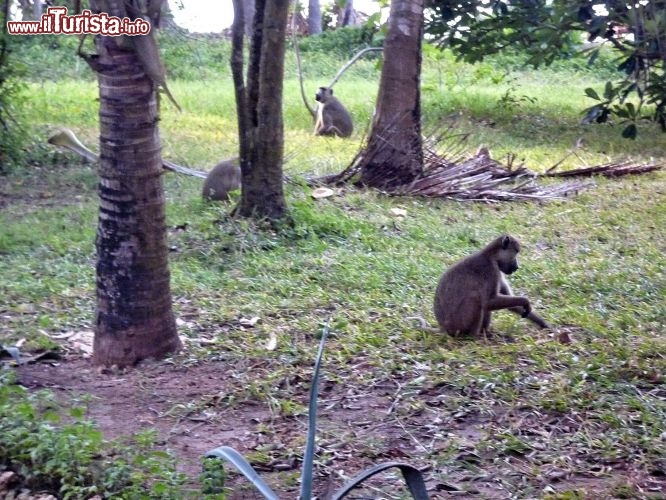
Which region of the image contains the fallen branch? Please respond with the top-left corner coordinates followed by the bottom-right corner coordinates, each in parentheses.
top-left (48, 128), bottom-right (208, 179)
top-left (541, 160), bottom-right (663, 178)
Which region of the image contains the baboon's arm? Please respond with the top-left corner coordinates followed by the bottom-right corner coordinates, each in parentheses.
top-left (486, 295), bottom-right (530, 314)
top-left (499, 278), bottom-right (551, 329)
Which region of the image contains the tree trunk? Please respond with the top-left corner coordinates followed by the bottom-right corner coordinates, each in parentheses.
top-left (244, 0), bottom-right (256, 37)
top-left (359, 0), bottom-right (424, 189)
top-left (308, 0), bottom-right (321, 34)
top-left (341, 0), bottom-right (356, 27)
top-left (232, 0), bottom-right (289, 222)
top-left (32, 0), bottom-right (41, 20)
top-left (89, 0), bottom-right (181, 367)
top-left (17, 0), bottom-right (32, 20)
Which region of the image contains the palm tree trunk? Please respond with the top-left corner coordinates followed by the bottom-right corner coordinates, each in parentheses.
top-left (359, 0), bottom-right (424, 189)
top-left (91, 6), bottom-right (180, 366)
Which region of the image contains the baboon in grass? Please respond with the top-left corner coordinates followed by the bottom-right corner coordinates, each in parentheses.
top-left (201, 159), bottom-right (241, 202)
top-left (433, 235), bottom-right (550, 337)
top-left (313, 87), bottom-right (353, 138)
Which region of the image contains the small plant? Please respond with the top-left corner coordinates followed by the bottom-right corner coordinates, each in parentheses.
top-left (205, 322), bottom-right (430, 499)
top-left (496, 76), bottom-right (538, 111)
top-left (200, 457), bottom-right (227, 497)
top-left (0, 371), bottom-right (189, 499)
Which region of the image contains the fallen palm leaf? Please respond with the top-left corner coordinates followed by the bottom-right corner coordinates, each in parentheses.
top-left (311, 187), bottom-right (336, 199)
top-left (541, 160), bottom-right (663, 178)
top-left (320, 127), bottom-right (662, 202)
top-left (1, 345), bottom-right (22, 365)
top-left (48, 128), bottom-right (207, 179)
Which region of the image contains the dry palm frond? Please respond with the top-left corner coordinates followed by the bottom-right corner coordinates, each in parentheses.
top-left (316, 126), bottom-right (663, 202)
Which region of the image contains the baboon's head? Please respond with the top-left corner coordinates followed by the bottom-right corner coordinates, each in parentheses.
top-left (315, 86), bottom-right (333, 103)
top-left (495, 235), bottom-right (520, 275)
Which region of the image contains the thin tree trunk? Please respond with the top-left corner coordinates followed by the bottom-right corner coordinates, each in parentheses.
top-left (308, 0), bottom-right (321, 35)
top-left (341, 0), bottom-right (356, 27)
top-left (359, 0), bottom-right (424, 189)
top-left (232, 0), bottom-right (289, 221)
top-left (89, 0), bottom-right (180, 366)
top-left (244, 0), bottom-right (256, 37)
top-left (32, 0), bottom-right (41, 20)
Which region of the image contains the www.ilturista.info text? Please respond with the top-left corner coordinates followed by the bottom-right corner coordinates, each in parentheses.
top-left (7, 7), bottom-right (150, 36)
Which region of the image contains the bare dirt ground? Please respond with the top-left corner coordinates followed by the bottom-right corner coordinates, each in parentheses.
top-left (15, 353), bottom-right (666, 499)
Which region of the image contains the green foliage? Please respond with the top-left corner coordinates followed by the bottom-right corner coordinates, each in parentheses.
top-left (0, 371), bottom-right (189, 499)
top-left (200, 458), bottom-right (226, 497)
top-left (424, 0), bottom-right (666, 137)
top-left (298, 26), bottom-right (382, 59)
top-left (0, 21), bottom-right (29, 174)
top-left (10, 34), bottom-right (93, 81)
top-left (157, 32), bottom-right (232, 80)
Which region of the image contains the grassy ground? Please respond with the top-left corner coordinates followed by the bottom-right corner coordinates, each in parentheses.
top-left (1, 41), bottom-right (665, 498)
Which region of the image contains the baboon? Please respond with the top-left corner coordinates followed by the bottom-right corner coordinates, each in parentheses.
top-left (433, 235), bottom-right (550, 337)
top-left (313, 87), bottom-right (353, 138)
top-left (201, 159), bottom-right (242, 202)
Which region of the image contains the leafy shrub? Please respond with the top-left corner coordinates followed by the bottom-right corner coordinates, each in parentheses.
top-left (0, 371), bottom-right (190, 499)
top-left (10, 34), bottom-right (93, 82)
top-left (482, 45), bottom-right (622, 80)
top-left (157, 32), bottom-right (232, 80)
top-left (298, 26), bottom-right (382, 59)
top-left (0, 29), bottom-right (29, 174)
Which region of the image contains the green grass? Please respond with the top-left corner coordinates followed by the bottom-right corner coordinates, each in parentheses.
top-left (2, 39), bottom-right (665, 498)
top-left (0, 371), bottom-right (191, 499)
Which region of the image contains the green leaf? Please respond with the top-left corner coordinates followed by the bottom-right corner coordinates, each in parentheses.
top-left (625, 102), bottom-right (636, 119)
top-left (622, 123), bottom-right (638, 139)
top-left (300, 321), bottom-right (330, 500)
top-left (1, 345), bottom-right (22, 364)
top-left (603, 81), bottom-right (614, 100)
top-left (204, 446), bottom-right (278, 500)
top-left (331, 462), bottom-right (429, 500)
top-left (615, 107), bottom-right (630, 119)
top-left (584, 87), bottom-right (600, 101)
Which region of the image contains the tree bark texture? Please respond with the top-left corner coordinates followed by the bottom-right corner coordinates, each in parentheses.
top-left (308, 0), bottom-right (322, 34)
top-left (359, 0), bottom-right (424, 189)
top-left (244, 0), bottom-right (256, 37)
top-left (91, 1), bottom-right (180, 366)
top-left (341, 0), bottom-right (356, 27)
top-left (233, 0), bottom-right (289, 221)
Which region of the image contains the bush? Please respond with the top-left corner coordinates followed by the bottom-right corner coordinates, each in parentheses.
top-left (10, 34), bottom-right (93, 82)
top-left (298, 26), bottom-right (382, 59)
top-left (0, 371), bottom-right (190, 499)
top-left (0, 30), bottom-right (29, 174)
top-left (158, 32), bottom-right (233, 80)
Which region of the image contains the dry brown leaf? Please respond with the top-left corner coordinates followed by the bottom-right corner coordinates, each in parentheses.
top-left (311, 187), bottom-right (335, 199)
top-left (239, 316), bottom-right (261, 327)
top-left (266, 331), bottom-right (278, 351)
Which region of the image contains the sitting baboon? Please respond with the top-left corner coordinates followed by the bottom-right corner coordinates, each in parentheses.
top-left (313, 87), bottom-right (353, 138)
top-left (433, 235), bottom-right (550, 337)
top-left (201, 159), bottom-right (241, 202)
